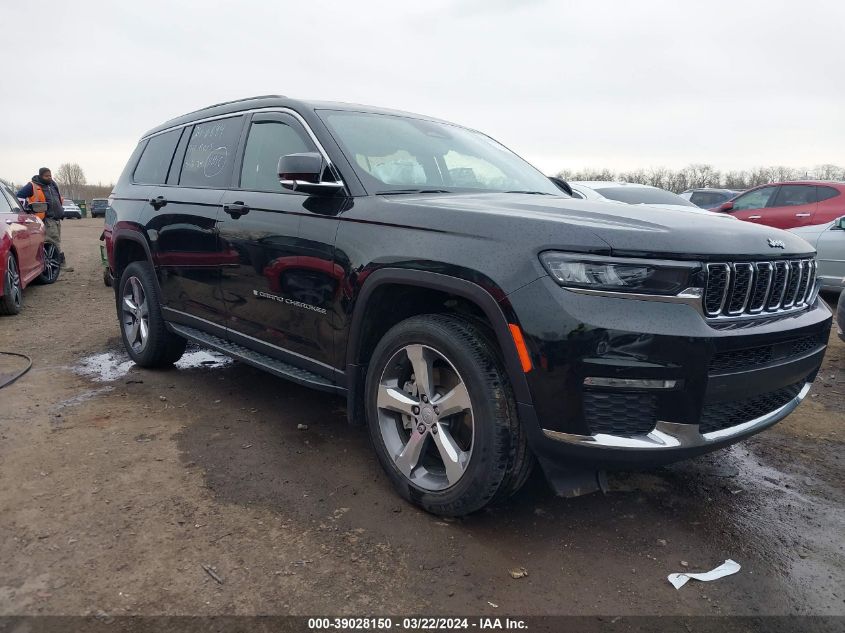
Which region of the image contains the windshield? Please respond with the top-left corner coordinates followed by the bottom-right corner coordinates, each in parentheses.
top-left (92, 200), bottom-right (107, 207)
top-left (63, 200), bottom-right (75, 207)
top-left (318, 110), bottom-right (562, 195)
top-left (593, 186), bottom-right (697, 207)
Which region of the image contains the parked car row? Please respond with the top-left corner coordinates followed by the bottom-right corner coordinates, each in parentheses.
top-left (554, 179), bottom-right (845, 299)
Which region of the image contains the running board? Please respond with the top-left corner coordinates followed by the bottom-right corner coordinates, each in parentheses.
top-left (168, 323), bottom-right (340, 394)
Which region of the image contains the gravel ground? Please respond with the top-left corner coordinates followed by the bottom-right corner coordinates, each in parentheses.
top-left (0, 218), bottom-right (842, 624)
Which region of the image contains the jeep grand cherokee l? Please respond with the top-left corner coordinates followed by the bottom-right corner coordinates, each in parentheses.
top-left (107, 96), bottom-right (831, 516)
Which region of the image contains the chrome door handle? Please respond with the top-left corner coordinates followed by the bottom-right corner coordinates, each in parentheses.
top-left (795, 213), bottom-right (811, 217)
top-left (748, 215), bottom-right (762, 219)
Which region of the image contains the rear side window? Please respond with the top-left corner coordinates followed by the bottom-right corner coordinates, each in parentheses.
top-left (240, 119), bottom-right (314, 192)
top-left (817, 186), bottom-right (840, 202)
top-left (772, 185), bottom-right (816, 207)
top-left (133, 129), bottom-right (181, 184)
top-left (180, 117), bottom-right (244, 188)
top-left (690, 191), bottom-right (729, 207)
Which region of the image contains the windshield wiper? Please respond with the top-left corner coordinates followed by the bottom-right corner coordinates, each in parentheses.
top-left (376, 189), bottom-right (452, 195)
top-left (504, 190), bottom-right (555, 195)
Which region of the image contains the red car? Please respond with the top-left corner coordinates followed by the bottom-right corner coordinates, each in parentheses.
top-left (0, 183), bottom-right (56, 315)
top-left (715, 181), bottom-right (845, 229)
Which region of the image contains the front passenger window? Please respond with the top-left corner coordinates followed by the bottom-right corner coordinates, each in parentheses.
top-left (240, 121), bottom-right (313, 192)
top-left (732, 186), bottom-right (777, 211)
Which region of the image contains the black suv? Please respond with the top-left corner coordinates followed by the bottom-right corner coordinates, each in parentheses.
top-left (108, 96), bottom-right (831, 516)
top-left (90, 198), bottom-right (109, 218)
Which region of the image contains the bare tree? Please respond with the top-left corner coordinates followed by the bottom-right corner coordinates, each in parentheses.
top-left (55, 163), bottom-right (87, 199)
top-left (813, 164), bottom-right (845, 181)
top-left (767, 165), bottom-right (798, 183)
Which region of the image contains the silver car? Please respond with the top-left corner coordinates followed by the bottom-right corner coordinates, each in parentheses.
top-left (789, 216), bottom-right (845, 294)
top-left (570, 181), bottom-right (737, 218)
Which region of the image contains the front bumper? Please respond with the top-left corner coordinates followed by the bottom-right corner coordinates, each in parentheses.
top-left (507, 275), bottom-right (832, 470)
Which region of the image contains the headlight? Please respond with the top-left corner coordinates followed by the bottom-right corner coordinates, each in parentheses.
top-left (539, 252), bottom-right (702, 295)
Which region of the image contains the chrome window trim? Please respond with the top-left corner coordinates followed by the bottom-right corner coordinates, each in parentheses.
top-left (542, 383), bottom-right (811, 450)
top-left (138, 106), bottom-right (345, 192)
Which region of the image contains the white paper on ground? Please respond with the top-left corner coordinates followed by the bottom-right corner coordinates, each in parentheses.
top-left (668, 559), bottom-right (741, 589)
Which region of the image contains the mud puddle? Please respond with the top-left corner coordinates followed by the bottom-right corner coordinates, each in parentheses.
top-left (73, 346), bottom-right (232, 382)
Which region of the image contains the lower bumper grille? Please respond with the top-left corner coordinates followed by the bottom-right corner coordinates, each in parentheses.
top-left (583, 391), bottom-right (657, 436)
top-left (708, 333), bottom-right (827, 373)
top-left (699, 380), bottom-right (806, 434)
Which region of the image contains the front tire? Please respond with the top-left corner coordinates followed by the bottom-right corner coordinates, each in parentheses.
top-left (36, 242), bottom-right (61, 285)
top-left (365, 314), bottom-right (532, 516)
top-left (117, 261), bottom-right (186, 367)
top-left (0, 253), bottom-right (23, 316)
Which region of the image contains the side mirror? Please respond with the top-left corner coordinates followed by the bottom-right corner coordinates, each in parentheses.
top-left (833, 216), bottom-right (845, 230)
top-left (717, 201), bottom-right (734, 212)
top-left (278, 152), bottom-right (344, 195)
top-left (548, 176), bottom-right (573, 196)
top-left (29, 201), bottom-right (48, 214)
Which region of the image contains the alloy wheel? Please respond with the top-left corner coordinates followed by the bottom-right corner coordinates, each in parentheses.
top-left (122, 276), bottom-right (150, 353)
top-left (42, 243), bottom-right (60, 282)
top-left (6, 255), bottom-right (21, 309)
top-left (377, 344), bottom-right (474, 491)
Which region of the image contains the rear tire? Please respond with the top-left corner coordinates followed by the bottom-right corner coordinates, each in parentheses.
top-left (0, 253), bottom-right (23, 316)
top-left (117, 261), bottom-right (186, 367)
top-left (365, 314), bottom-right (533, 516)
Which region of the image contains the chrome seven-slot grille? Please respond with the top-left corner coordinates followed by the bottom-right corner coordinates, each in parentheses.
top-left (704, 259), bottom-right (817, 318)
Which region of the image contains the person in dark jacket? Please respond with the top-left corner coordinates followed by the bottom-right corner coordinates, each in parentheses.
top-left (17, 168), bottom-right (73, 272)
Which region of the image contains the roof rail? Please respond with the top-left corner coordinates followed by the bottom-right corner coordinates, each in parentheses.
top-left (183, 95), bottom-right (287, 117)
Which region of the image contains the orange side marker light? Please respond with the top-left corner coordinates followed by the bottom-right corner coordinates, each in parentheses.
top-left (508, 324), bottom-right (533, 373)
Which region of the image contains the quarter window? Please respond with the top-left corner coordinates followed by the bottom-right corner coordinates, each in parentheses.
top-left (180, 117), bottom-right (244, 188)
top-left (240, 120), bottom-right (314, 191)
top-left (133, 129), bottom-right (181, 184)
top-left (772, 185), bottom-right (816, 207)
top-left (817, 186), bottom-right (840, 203)
top-left (731, 186), bottom-right (777, 211)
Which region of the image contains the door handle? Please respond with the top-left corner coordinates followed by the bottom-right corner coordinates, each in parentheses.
top-left (795, 213), bottom-right (811, 217)
top-left (748, 215), bottom-right (761, 219)
top-left (149, 196), bottom-right (168, 210)
top-left (224, 202), bottom-right (251, 218)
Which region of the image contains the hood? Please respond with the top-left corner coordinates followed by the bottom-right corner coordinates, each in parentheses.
top-left (384, 192), bottom-right (814, 260)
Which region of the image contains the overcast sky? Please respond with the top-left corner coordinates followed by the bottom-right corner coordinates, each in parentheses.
top-left (1, 0), bottom-right (843, 186)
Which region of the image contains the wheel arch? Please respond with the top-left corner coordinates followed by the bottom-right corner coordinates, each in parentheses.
top-left (112, 229), bottom-right (160, 294)
top-left (345, 268), bottom-right (533, 424)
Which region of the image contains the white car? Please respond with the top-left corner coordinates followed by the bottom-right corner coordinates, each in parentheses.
top-left (569, 181), bottom-right (735, 218)
top-left (62, 199), bottom-right (82, 219)
top-left (789, 217), bottom-right (845, 294)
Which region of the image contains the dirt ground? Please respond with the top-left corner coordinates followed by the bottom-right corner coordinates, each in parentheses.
top-left (0, 218), bottom-right (843, 621)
